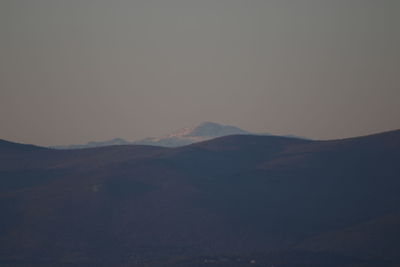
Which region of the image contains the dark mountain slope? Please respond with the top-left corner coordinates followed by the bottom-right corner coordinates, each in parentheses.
top-left (0, 139), bottom-right (45, 151)
top-left (0, 130), bottom-right (400, 266)
top-left (296, 212), bottom-right (400, 262)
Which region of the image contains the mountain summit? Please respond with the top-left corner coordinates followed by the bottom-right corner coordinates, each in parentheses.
top-left (184, 121), bottom-right (249, 137)
top-left (134, 122), bottom-right (251, 147)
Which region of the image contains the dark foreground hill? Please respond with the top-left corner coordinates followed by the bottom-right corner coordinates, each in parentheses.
top-left (1, 130), bottom-right (400, 266)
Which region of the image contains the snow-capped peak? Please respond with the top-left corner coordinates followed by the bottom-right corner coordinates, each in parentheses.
top-left (163, 122), bottom-right (250, 139)
top-left (166, 127), bottom-right (194, 138)
top-left (133, 122), bottom-right (251, 147)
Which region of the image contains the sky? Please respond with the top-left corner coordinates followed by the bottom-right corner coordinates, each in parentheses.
top-left (1, 0), bottom-right (399, 146)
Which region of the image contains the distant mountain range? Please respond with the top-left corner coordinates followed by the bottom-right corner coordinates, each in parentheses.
top-left (52, 122), bottom-right (253, 149)
top-left (52, 122), bottom-right (308, 149)
top-left (1, 129), bottom-right (400, 266)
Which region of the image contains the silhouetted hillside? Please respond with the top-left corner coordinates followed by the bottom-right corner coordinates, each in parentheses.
top-left (0, 130), bottom-right (400, 266)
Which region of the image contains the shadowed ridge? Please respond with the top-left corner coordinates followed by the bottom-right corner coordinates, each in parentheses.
top-left (0, 138), bottom-right (170, 171)
top-left (304, 128), bottom-right (400, 146)
top-left (48, 143), bottom-right (171, 170)
top-left (279, 128), bottom-right (400, 155)
top-left (337, 128), bottom-right (400, 148)
top-left (57, 143), bottom-right (168, 152)
top-left (51, 137), bottom-right (131, 150)
top-left (161, 134), bottom-right (312, 161)
top-left (0, 137), bottom-right (170, 155)
top-left (0, 139), bottom-right (58, 171)
top-left (0, 139), bottom-right (49, 152)
top-left (333, 128), bottom-right (400, 141)
top-left (186, 133), bottom-right (312, 150)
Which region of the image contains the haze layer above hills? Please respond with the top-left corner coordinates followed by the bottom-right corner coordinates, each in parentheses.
top-left (1, 129), bottom-right (400, 266)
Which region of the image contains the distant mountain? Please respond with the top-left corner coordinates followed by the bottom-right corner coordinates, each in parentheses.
top-left (51, 122), bottom-right (307, 149)
top-left (52, 122), bottom-right (254, 149)
top-left (52, 137), bottom-right (130, 150)
top-left (134, 121), bottom-right (252, 147)
top-left (1, 129), bottom-right (400, 266)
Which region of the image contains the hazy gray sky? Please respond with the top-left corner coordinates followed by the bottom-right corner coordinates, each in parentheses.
top-left (1, 0), bottom-right (399, 146)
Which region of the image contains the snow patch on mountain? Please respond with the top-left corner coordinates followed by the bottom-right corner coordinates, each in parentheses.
top-left (133, 122), bottom-right (252, 147)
